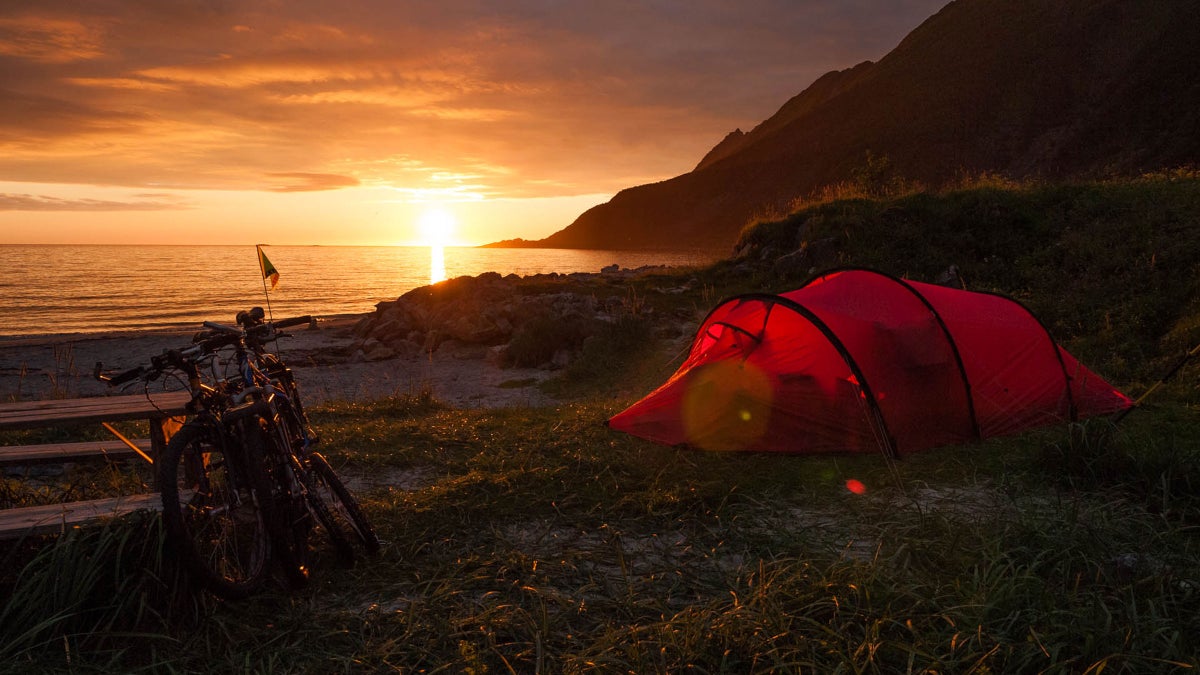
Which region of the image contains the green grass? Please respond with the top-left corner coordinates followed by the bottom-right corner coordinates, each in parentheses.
top-left (728, 173), bottom-right (1200, 384)
top-left (3, 394), bottom-right (1198, 673)
top-left (3, 175), bottom-right (1200, 672)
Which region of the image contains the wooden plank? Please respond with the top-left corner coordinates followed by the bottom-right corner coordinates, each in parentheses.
top-left (0, 438), bottom-right (154, 466)
top-left (0, 391), bottom-right (191, 430)
top-left (0, 493), bottom-right (164, 539)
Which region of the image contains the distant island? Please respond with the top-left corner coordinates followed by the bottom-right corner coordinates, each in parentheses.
top-left (479, 238), bottom-right (539, 249)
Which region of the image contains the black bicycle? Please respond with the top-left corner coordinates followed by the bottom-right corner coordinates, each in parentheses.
top-left (97, 309), bottom-right (378, 599)
top-left (212, 309), bottom-right (381, 579)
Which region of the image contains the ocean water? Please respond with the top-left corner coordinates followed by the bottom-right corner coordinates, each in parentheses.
top-left (0, 245), bottom-right (719, 337)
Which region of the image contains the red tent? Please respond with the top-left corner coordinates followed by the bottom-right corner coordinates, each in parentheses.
top-left (608, 268), bottom-right (1131, 455)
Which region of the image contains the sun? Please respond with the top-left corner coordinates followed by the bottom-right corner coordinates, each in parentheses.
top-left (417, 208), bottom-right (456, 247)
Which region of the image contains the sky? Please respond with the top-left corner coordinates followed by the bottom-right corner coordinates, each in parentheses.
top-left (0, 0), bottom-right (947, 246)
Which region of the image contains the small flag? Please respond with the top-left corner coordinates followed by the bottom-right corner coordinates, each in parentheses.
top-left (257, 244), bottom-right (279, 289)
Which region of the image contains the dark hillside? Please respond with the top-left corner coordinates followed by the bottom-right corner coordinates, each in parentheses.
top-left (514, 0), bottom-right (1200, 252)
top-left (720, 173), bottom-right (1200, 384)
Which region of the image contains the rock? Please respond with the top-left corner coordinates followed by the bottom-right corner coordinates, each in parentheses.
top-left (550, 348), bottom-right (571, 369)
top-left (353, 258), bottom-right (707, 371)
top-left (773, 249), bottom-right (810, 278)
top-left (799, 237), bottom-right (840, 271)
top-left (486, 344), bottom-right (510, 367)
top-left (423, 330), bottom-right (440, 352)
top-left (373, 317), bottom-right (407, 342)
top-left (384, 331), bottom-right (419, 352)
top-left (444, 313), bottom-right (504, 343)
top-left (364, 344), bottom-right (396, 361)
top-left (444, 341), bottom-right (488, 360)
top-left (353, 316), bottom-right (376, 338)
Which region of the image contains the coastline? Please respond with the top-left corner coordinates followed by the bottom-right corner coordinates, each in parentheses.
top-left (0, 313), bottom-right (366, 347)
top-left (0, 313), bottom-right (554, 408)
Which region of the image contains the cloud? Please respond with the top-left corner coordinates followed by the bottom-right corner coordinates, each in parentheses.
top-left (0, 0), bottom-right (950, 199)
top-left (0, 16), bottom-right (106, 63)
top-left (266, 172), bottom-right (360, 192)
top-left (0, 192), bottom-right (186, 211)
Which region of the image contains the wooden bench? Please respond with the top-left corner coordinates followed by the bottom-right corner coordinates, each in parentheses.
top-left (0, 391), bottom-right (191, 539)
top-left (0, 438), bottom-right (153, 466)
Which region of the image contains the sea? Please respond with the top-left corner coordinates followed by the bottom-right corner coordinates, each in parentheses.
top-left (0, 245), bottom-right (719, 338)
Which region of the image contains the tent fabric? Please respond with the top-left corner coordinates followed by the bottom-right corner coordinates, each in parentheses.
top-left (608, 268), bottom-right (1132, 455)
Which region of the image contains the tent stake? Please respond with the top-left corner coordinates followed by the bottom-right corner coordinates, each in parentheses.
top-left (1112, 342), bottom-right (1200, 424)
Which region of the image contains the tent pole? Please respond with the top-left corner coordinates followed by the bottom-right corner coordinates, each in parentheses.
top-left (1112, 341), bottom-right (1200, 424)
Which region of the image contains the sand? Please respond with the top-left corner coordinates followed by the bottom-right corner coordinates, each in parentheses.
top-left (0, 316), bottom-right (555, 408)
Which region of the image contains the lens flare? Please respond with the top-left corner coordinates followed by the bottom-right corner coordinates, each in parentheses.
top-left (680, 359), bottom-right (773, 451)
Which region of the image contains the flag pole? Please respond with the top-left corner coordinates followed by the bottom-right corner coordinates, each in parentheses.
top-left (256, 244), bottom-right (276, 323)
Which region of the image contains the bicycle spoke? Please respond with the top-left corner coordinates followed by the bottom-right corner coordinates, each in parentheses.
top-left (159, 421), bottom-right (273, 599)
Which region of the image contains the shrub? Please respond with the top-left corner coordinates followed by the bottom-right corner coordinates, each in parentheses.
top-left (505, 314), bottom-right (596, 368)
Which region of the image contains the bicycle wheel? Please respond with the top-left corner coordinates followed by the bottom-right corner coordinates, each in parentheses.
top-left (242, 418), bottom-right (312, 590)
top-left (308, 452), bottom-right (381, 554)
top-left (265, 395), bottom-right (356, 567)
top-left (295, 462), bottom-right (358, 566)
top-left (158, 419), bottom-right (273, 599)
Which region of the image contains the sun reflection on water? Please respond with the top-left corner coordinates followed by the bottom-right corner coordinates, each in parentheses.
top-left (419, 208), bottom-right (454, 284)
top-left (430, 245), bottom-right (446, 284)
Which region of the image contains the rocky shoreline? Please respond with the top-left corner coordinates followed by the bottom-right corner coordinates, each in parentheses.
top-left (349, 264), bottom-right (699, 369)
top-left (1, 263), bottom-right (702, 408)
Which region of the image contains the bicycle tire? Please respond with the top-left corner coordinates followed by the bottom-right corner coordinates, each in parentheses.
top-left (243, 418), bottom-right (312, 589)
top-left (158, 419), bottom-right (273, 599)
top-left (255, 397), bottom-right (355, 572)
top-left (295, 462), bottom-right (357, 566)
top-left (309, 452), bottom-right (381, 554)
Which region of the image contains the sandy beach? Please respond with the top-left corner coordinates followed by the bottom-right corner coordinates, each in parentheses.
top-left (0, 316), bottom-right (555, 408)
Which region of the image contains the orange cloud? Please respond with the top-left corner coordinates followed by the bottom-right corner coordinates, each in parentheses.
top-left (0, 16), bottom-right (106, 63)
top-left (0, 192), bottom-right (185, 211)
top-left (0, 1), bottom-right (949, 208)
top-left (266, 172), bottom-right (360, 192)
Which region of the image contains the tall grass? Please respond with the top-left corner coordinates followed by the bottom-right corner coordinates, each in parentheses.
top-left (0, 515), bottom-right (200, 671)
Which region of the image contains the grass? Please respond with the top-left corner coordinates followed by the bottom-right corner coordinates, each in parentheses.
top-left (3, 174), bottom-right (1200, 672)
top-left (2, 393), bottom-right (1198, 673)
top-left (727, 173), bottom-right (1200, 383)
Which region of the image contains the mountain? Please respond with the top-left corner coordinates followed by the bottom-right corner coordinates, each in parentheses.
top-left (493, 0), bottom-right (1200, 252)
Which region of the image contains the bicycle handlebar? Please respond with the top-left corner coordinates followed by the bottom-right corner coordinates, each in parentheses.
top-left (205, 314), bottom-right (311, 335)
top-left (202, 320), bottom-right (241, 334)
top-left (106, 365), bottom-right (146, 386)
top-left (95, 310), bottom-right (312, 386)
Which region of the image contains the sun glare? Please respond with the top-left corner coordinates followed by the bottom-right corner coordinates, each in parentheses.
top-left (418, 208), bottom-right (456, 247)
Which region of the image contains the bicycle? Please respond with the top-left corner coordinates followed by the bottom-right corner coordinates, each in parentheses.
top-left (213, 309), bottom-right (381, 574)
top-left (97, 309), bottom-right (378, 598)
